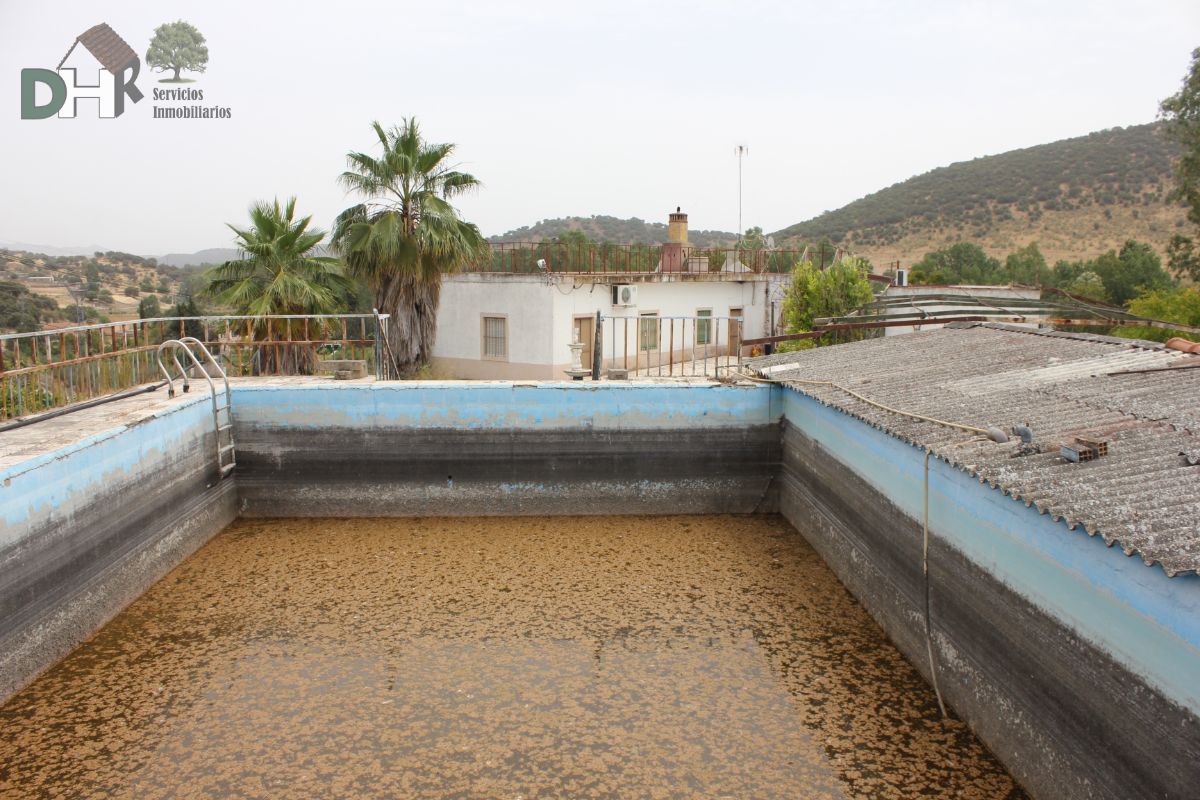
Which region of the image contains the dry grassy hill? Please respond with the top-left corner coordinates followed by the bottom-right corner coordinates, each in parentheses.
top-left (0, 249), bottom-right (192, 330)
top-left (773, 123), bottom-right (1189, 266)
top-left (847, 195), bottom-right (1186, 266)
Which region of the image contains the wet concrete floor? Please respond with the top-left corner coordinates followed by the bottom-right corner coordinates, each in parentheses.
top-left (0, 515), bottom-right (1025, 799)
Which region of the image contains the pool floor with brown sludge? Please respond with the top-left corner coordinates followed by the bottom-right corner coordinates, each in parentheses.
top-left (0, 515), bottom-right (1025, 799)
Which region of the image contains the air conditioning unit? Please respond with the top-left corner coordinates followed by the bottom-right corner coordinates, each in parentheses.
top-left (612, 284), bottom-right (638, 307)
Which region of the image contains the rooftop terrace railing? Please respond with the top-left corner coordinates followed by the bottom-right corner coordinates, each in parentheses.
top-left (474, 242), bottom-right (811, 275)
top-left (599, 314), bottom-right (745, 379)
top-left (0, 313), bottom-right (389, 421)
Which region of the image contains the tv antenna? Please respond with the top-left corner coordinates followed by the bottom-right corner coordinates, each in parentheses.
top-left (735, 144), bottom-right (748, 242)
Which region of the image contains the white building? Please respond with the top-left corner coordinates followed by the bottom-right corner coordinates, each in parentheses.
top-left (431, 211), bottom-right (788, 379)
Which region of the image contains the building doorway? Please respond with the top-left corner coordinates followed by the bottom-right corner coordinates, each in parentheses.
top-left (728, 307), bottom-right (743, 356)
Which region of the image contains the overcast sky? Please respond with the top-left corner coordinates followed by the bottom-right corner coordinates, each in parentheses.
top-left (1, 0), bottom-right (1197, 255)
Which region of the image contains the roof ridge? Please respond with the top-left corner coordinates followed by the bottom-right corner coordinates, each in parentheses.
top-left (974, 322), bottom-right (1169, 351)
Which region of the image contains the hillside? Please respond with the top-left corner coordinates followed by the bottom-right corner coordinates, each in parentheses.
top-left (158, 248), bottom-right (240, 268)
top-left (490, 215), bottom-right (738, 247)
top-left (774, 123), bottom-right (1190, 265)
top-left (0, 249), bottom-right (196, 330)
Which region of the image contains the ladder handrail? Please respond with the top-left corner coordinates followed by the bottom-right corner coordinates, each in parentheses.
top-left (157, 346), bottom-right (190, 394)
top-left (155, 338), bottom-right (235, 477)
top-left (155, 337), bottom-right (230, 396)
top-left (180, 336), bottom-right (231, 399)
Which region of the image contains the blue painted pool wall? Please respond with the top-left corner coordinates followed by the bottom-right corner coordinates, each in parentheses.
top-left (777, 385), bottom-right (1200, 799)
top-left (779, 387), bottom-right (1199, 711)
top-left (0, 394), bottom-right (237, 704)
top-left (4, 397), bottom-right (211, 531)
top-left (230, 382), bottom-right (782, 518)
top-left (230, 381), bottom-right (780, 430)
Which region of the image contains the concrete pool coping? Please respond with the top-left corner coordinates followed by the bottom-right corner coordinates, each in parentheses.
top-left (1, 376), bottom-right (751, 476)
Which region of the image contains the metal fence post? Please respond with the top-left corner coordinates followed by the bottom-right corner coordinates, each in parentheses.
top-left (591, 310), bottom-right (602, 380)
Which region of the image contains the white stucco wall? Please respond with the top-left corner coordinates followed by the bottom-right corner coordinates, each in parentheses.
top-left (433, 275), bottom-right (557, 378)
top-left (433, 274), bottom-right (787, 378)
top-left (552, 277), bottom-right (780, 370)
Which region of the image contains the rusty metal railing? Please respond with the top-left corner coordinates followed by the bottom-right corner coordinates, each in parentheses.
top-left (602, 315), bottom-right (744, 378)
top-left (0, 314), bottom-right (389, 421)
top-left (476, 243), bottom-right (809, 275)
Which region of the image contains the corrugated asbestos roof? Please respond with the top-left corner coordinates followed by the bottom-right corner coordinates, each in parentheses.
top-left (752, 323), bottom-right (1200, 577)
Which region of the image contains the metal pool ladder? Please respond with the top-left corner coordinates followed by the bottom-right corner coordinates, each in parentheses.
top-left (156, 337), bottom-right (236, 478)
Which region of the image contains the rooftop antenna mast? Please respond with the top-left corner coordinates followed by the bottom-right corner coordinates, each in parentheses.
top-left (735, 144), bottom-right (748, 243)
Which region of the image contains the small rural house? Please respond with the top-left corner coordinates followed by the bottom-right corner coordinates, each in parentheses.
top-left (431, 210), bottom-right (790, 379)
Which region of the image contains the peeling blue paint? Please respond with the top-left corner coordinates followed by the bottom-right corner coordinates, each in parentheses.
top-left (230, 382), bottom-right (777, 430)
top-left (3, 384), bottom-right (773, 537)
top-left (780, 387), bottom-right (1200, 713)
top-left (1, 395), bottom-right (214, 535)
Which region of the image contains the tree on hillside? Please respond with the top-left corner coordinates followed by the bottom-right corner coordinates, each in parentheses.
top-left (740, 226), bottom-right (766, 251)
top-left (1160, 48), bottom-right (1200, 284)
top-left (1166, 233), bottom-right (1200, 281)
top-left (207, 197), bottom-right (351, 373)
top-left (1093, 240), bottom-right (1172, 306)
top-left (146, 21), bottom-right (209, 82)
top-left (554, 229), bottom-right (593, 247)
top-left (910, 243), bottom-right (1002, 285)
top-left (333, 119), bottom-right (488, 377)
top-left (0, 281), bottom-right (59, 332)
top-left (778, 257), bottom-right (875, 351)
top-left (138, 294), bottom-right (161, 319)
top-left (1004, 242), bottom-right (1048, 285)
top-left (1161, 47), bottom-right (1200, 228)
top-left (1066, 270), bottom-right (1107, 301)
top-left (169, 297), bottom-right (204, 340)
top-left (1052, 259), bottom-right (1086, 288)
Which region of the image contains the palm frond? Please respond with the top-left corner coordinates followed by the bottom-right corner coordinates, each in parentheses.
top-left (205, 196), bottom-right (346, 317)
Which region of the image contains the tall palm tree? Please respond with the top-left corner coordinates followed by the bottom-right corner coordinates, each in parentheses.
top-left (333, 119), bottom-right (488, 377)
top-left (207, 197), bottom-right (351, 374)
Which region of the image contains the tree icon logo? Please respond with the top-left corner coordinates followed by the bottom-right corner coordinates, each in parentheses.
top-left (146, 20), bottom-right (208, 83)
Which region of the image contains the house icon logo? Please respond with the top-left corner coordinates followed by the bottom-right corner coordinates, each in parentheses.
top-left (21, 23), bottom-right (144, 119)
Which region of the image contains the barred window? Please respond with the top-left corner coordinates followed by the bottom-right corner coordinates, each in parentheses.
top-left (696, 309), bottom-right (712, 345)
top-left (639, 313), bottom-right (659, 351)
top-left (482, 315), bottom-right (507, 359)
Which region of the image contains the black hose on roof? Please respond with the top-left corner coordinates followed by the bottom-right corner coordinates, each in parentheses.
top-left (0, 381), bottom-right (168, 433)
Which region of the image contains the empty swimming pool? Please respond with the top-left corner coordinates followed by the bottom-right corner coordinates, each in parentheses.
top-left (0, 515), bottom-right (1022, 799)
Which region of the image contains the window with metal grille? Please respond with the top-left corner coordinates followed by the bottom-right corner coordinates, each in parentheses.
top-left (696, 309), bottom-right (712, 345)
top-left (482, 315), bottom-right (507, 359)
top-left (639, 312), bottom-right (659, 351)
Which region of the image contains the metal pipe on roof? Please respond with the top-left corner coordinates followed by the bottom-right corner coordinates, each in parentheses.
top-left (1106, 361), bottom-right (1200, 376)
top-left (0, 380), bottom-right (167, 433)
top-left (727, 367), bottom-right (1010, 441)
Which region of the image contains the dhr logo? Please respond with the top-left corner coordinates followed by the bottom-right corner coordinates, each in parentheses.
top-left (21, 23), bottom-right (144, 119)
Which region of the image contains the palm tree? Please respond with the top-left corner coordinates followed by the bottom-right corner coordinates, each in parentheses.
top-left (333, 119), bottom-right (488, 377)
top-left (207, 197), bottom-right (351, 374)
